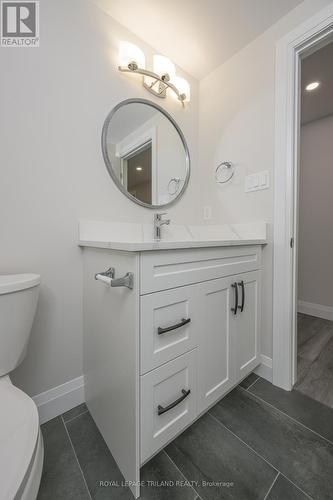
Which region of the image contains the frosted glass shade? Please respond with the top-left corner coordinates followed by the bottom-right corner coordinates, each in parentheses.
top-left (173, 76), bottom-right (190, 102)
top-left (153, 55), bottom-right (176, 81)
top-left (119, 41), bottom-right (145, 69)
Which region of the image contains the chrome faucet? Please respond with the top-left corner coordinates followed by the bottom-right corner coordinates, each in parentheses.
top-left (154, 213), bottom-right (170, 240)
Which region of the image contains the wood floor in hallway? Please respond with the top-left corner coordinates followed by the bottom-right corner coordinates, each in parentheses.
top-left (296, 313), bottom-right (333, 408)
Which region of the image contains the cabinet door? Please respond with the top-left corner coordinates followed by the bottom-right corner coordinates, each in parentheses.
top-left (232, 271), bottom-right (260, 380)
top-left (197, 277), bottom-right (235, 414)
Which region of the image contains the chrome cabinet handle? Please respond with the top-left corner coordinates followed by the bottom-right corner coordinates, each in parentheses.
top-left (157, 389), bottom-right (191, 416)
top-left (95, 267), bottom-right (134, 289)
top-left (157, 318), bottom-right (191, 335)
top-left (238, 280), bottom-right (245, 312)
top-left (231, 282), bottom-right (238, 315)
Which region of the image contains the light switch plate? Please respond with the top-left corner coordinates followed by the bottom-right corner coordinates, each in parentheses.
top-left (245, 170), bottom-right (269, 192)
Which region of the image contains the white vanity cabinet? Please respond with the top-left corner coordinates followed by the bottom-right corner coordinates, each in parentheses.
top-left (82, 243), bottom-right (263, 499)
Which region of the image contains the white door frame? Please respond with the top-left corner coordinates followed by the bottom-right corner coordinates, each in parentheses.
top-left (273, 4), bottom-right (333, 391)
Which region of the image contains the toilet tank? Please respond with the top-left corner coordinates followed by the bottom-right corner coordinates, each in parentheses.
top-left (0, 274), bottom-right (40, 377)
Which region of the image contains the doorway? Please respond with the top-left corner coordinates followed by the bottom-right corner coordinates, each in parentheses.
top-left (124, 142), bottom-right (152, 205)
top-left (295, 41), bottom-right (333, 408)
top-left (273, 4), bottom-right (333, 392)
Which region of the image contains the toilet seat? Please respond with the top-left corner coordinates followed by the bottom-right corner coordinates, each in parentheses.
top-left (0, 377), bottom-right (40, 500)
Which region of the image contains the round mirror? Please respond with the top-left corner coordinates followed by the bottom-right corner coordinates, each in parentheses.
top-left (101, 99), bottom-right (190, 208)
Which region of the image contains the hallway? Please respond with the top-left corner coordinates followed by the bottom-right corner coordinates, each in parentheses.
top-left (296, 313), bottom-right (333, 408)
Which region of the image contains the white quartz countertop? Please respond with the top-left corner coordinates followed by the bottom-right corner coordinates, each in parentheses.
top-left (78, 220), bottom-right (267, 251)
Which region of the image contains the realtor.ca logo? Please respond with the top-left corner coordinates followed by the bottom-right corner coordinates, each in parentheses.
top-left (1, 1), bottom-right (39, 47)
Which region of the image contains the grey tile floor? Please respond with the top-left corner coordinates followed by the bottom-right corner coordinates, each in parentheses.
top-left (296, 313), bottom-right (333, 408)
top-left (37, 374), bottom-right (333, 500)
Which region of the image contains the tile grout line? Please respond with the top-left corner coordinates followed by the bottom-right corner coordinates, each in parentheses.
top-left (61, 415), bottom-right (93, 500)
top-left (63, 406), bottom-right (200, 500)
top-left (244, 376), bottom-right (260, 391)
top-left (162, 450), bottom-right (204, 500)
top-left (207, 411), bottom-right (279, 474)
top-left (239, 385), bottom-right (333, 446)
top-left (262, 472), bottom-right (279, 500)
top-left (63, 409), bottom-right (89, 425)
top-left (207, 411), bottom-right (313, 500)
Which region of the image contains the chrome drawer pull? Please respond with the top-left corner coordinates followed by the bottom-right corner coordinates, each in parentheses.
top-left (238, 280), bottom-right (245, 312)
top-left (157, 389), bottom-right (191, 416)
top-left (95, 267), bottom-right (134, 289)
top-left (157, 317), bottom-right (191, 335)
top-left (231, 282), bottom-right (238, 315)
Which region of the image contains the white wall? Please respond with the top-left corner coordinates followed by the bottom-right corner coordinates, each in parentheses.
top-left (0, 0), bottom-right (199, 397)
top-left (298, 115), bottom-right (333, 308)
top-left (198, 0), bottom-right (333, 358)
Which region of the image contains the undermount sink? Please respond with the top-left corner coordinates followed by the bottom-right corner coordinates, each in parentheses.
top-left (78, 220), bottom-right (267, 251)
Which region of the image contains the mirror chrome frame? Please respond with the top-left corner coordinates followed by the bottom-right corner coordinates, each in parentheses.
top-left (101, 98), bottom-right (191, 209)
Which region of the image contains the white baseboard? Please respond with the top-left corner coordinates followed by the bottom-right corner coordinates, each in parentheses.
top-left (32, 355), bottom-right (273, 425)
top-left (254, 354), bottom-right (272, 382)
top-left (33, 375), bottom-right (85, 424)
top-left (298, 300), bottom-right (333, 321)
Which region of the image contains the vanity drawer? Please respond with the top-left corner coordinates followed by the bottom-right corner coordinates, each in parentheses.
top-left (140, 245), bottom-right (261, 294)
top-left (140, 350), bottom-right (197, 464)
top-left (140, 285), bottom-right (198, 374)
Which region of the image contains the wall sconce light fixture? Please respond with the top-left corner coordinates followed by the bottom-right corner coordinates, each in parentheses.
top-left (118, 42), bottom-right (190, 105)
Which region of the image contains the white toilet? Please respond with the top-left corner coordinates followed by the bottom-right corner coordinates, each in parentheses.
top-left (0, 274), bottom-right (44, 500)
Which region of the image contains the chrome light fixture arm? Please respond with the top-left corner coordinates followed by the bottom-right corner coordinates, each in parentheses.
top-left (118, 64), bottom-right (186, 105)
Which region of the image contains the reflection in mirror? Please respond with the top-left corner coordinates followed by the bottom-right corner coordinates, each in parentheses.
top-left (126, 142), bottom-right (152, 204)
top-left (102, 99), bottom-right (190, 208)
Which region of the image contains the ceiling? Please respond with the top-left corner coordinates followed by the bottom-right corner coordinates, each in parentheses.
top-left (301, 41), bottom-right (333, 125)
top-left (95, 0), bottom-right (303, 79)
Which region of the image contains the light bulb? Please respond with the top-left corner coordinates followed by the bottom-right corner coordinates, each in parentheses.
top-left (305, 81), bottom-right (320, 91)
top-left (119, 41), bottom-right (145, 70)
top-left (173, 76), bottom-right (190, 102)
top-left (153, 55), bottom-right (176, 82)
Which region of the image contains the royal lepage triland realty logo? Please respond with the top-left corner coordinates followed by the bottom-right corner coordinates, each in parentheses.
top-left (1, 1), bottom-right (39, 47)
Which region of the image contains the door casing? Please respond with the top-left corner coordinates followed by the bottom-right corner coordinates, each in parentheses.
top-left (273, 4), bottom-right (333, 390)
